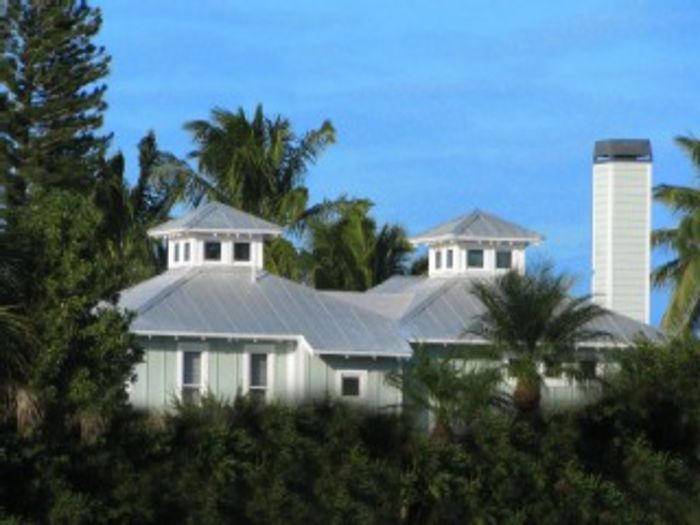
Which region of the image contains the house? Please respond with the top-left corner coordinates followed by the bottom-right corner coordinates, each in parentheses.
top-left (119, 200), bottom-right (659, 411)
top-left (119, 202), bottom-right (411, 409)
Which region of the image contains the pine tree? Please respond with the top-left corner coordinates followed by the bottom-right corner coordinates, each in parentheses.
top-left (1, 0), bottom-right (110, 204)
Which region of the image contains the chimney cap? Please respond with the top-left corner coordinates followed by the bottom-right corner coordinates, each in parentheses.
top-left (594, 139), bottom-right (652, 163)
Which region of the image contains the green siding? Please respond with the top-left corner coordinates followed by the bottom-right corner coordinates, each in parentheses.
top-left (129, 336), bottom-right (404, 410)
top-left (131, 337), bottom-right (301, 409)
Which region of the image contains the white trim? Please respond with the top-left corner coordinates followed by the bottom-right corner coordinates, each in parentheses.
top-left (407, 337), bottom-right (636, 349)
top-left (335, 369), bottom-right (368, 401)
top-left (410, 234), bottom-right (542, 246)
top-left (150, 228), bottom-right (282, 239)
top-left (133, 331), bottom-right (410, 359)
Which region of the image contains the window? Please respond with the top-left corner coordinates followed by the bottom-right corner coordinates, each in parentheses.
top-left (174, 242), bottom-right (180, 263)
top-left (435, 250), bottom-right (442, 269)
top-left (446, 249), bottom-right (454, 269)
top-left (249, 353), bottom-right (268, 402)
top-left (204, 241), bottom-right (221, 261)
top-left (234, 242), bottom-right (251, 262)
top-left (579, 360), bottom-right (597, 381)
top-left (496, 250), bottom-right (512, 269)
top-left (182, 351), bottom-right (202, 404)
top-left (337, 371), bottom-right (366, 400)
top-left (467, 249), bottom-right (484, 268)
top-left (184, 242), bottom-right (191, 262)
top-left (342, 376), bottom-right (360, 396)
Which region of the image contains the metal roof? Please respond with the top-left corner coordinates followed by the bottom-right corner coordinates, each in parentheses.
top-left (331, 275), bottom-right (662, 346)
top-left (148, 201), bottom-right (283, 238)
top-left (594, 139), bottom-right (652, 163)
top-left (411, 210), bottom-right (543, 245)
top-left (117, 267), bottom-right (412, 357)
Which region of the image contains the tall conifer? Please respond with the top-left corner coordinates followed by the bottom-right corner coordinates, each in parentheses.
top-left (1, 0), bottom-right (110, 203)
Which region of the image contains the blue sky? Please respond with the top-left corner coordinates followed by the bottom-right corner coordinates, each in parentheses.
top-left (97, 0), bottom-right (700, 326)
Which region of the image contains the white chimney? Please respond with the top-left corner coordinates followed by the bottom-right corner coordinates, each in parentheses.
top-left (591, 139), bottom-right (652, 324)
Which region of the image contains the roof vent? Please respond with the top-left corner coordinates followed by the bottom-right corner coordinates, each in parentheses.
top-left (593, 139), bottom-right (652, 163)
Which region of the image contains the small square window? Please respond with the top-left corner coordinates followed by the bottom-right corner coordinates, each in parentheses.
top-left (496, 250), bottom-right (512, 269)
top-left (467, 249), bottom-right (484, 268)
top-left (446, 249), bottom-right (454, 269)
top-left (173, 242), bottom-right (180, 263)
top-left (184, 242), bottom-right (191, 262)
top-left (234, 242), bottom-right (251, 262)
top-left (435, 250), bottom-right (442, 269)
top-left (341, 376), bottom-right (360, 397)
top-left (204, 241), bottom-right (221, 261)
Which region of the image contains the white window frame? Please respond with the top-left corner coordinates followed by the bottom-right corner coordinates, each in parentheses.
top-left (335, 370), bottom-right (368, 401)
top-left (203, 240), bottom-right (222, 262)
top-left (435, 250), bottom-right (442, 270)
top-left (233, 241), bottom-right (252, 263)
top-left (184, 241), bottom-right (191, 262)
top-left (176, 342), bottom-right (209, 402)
top-left (243, 345), bottom-right (275, 401)
top-left (174, 241), bottom-right (180, 263)
top-left (467, 248), bottom-right (485, 269)
top-left (496, 250), bottom-right (512, 270)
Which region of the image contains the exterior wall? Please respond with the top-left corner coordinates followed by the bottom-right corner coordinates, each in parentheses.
top-left (302, 353), bottom-right (403, 410)
top-left (428, 242), bottom-right (526, 278)
top-left (129, 336), bottom-right (403, 410)
top-left (419, 343), bottom-right (604, 411)
top-left (166, 234), bottom-right (265, 271)
top-left (592, 161), bottom-right (651, 323)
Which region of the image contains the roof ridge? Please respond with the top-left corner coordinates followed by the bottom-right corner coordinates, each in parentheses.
top-left (398, 277), bottom-right (463, 323)
top-left (183, 202), bottom-right (218, 228)
top-left (134, 268), bottom-right (202, 317)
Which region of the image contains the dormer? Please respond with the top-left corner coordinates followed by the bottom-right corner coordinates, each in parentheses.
top-left (148, 202), bottom-right (283, 271)
top-left (410, 210), bottom-right (543, 278)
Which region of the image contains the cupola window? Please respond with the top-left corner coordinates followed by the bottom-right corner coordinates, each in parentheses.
top-left (234, 242), bottom-right (251, 262)
top-left (204, 241), bottom-right (222, 261)
top-left (496, 250), bottom-right (512, 269)
top-left (467, 249), bottom-right (484, 268)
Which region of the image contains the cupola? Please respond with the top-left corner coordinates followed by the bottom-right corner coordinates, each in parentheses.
top-left (410, 210), bottom-right (542, 278)
top-left (148, 202), bottom-right (283, 271)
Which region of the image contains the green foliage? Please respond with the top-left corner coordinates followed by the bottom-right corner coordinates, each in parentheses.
top-left (94, 131), bottom-right (185, 290)
top-left (182, 104), bottom-right (335, 228)
top-left (8, 191), bottom-right (140, 439)
top-left (653, 135), bottom-right (700, 336)
top-left (306, 198), bottom-right (413, 290)
top-left (1, 0), bottom-right (110, 200)
top-left (469, 264), bottom-right (608, 415)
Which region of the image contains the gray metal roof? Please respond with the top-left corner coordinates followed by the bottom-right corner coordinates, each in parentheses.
top-left (411, 210), bottom-right (543, 244)
top-left (331, 275), bottom-right (662, 346)
top-left (149, 201), bottom-right (283, 238)
top-left (117, 267), bottom-right (412, 357)
top-left (594, 139), bottom-right (652, 163)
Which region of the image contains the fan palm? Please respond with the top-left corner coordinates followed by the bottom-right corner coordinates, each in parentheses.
top-left (469, 264), bottom-right (607, 415)
top-left (652, 136), bottom-right (700, 336)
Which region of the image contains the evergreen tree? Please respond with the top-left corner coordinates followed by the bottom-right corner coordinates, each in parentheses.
top-left (1, 0), bottom-right (110, 203)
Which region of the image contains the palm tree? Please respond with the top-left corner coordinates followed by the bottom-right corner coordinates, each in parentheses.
top-left (305, 199), bottom-right (413, 290)
top-left (469, 264), bottom-right (607, 415)
top-left (94, 131), bottom-right (187, 289)
top-left (653, 136), bottom-right (700, 336)
top-left (182, 104), bottom-right (336, 229)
